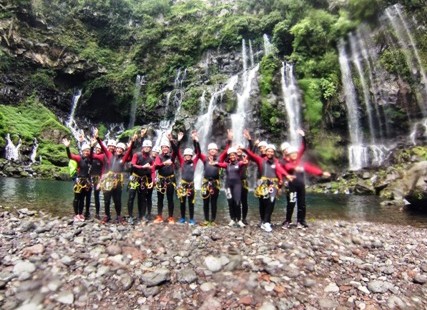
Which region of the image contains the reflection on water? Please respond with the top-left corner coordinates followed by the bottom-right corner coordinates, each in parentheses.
top-left (1, 177), bottom-right (426, 227)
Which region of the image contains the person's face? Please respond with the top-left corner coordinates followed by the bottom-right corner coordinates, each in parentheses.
top-left (82, 149), bottom-right (90, 157)
top-left (161, 146), bottom-right (170, 154)
top-left (95, 147), bottom-right (102, 154)
top-left (289, 152), bottom-right (298, 161)
top-left (259, 146), bottom-right (266, 154)
top-left (266, 149), bottom-right (275, 158)
top-left (208, 149), bottom-right (218, 156)
top-left (184, 155), bottom-right (192, 161)
top-left (143, 146), bottom-right (151, 154)
top-left (116, 147), bottom-right (124, 155)
top-left (151, 151), bottom-right (158, 158)
top-left (108, 145), bottom-right (116, 153)
top-left (229, 153), bottom-right (237, 161)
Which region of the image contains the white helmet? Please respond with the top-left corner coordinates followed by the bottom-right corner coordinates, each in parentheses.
top-left (183, 148), bottom-right (194, 156)
top-left (116, 142), bottom-right (126, 150)
top-left (142, 140), bottom-right (153, 147)
top-left (280, 142), bottom-right (290, 152)
top-left (286, 146), bottom-right (298, 154)
top-left (107, 140), bottom-right (116, 147)
top-left (258, 141), bottom-right (268, 148)
top-left (208, 142), bottom-right (218, 150)
top-left (152, 146), bottom-right (161, 153)
top-left (266, 144), bottom-right (276, 151)
top-left (227, 147), bottom-right (237, 155)
top-left (81, 144), bottom-right (90, 151)
top-left (160, 140), bottom-right (170, 148)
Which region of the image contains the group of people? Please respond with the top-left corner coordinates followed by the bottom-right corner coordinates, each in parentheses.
top-left (63, 127), bottom-right (330, 232)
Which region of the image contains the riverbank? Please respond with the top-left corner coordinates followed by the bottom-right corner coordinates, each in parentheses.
top-left (1, 206), bottom-right (426, 309)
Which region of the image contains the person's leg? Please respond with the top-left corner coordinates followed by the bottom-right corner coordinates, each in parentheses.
top-left (127, 189), bottom-right (137, 219)
top-left (103, 191), bottom-right (112, 222)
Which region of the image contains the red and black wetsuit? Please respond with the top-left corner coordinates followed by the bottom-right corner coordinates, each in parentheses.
top-left (176, 149), bottom-right (200, 221)
top-left (244, 148), bottom-right (288, 225)
top-left (97, 138), bottom-right (133, 222)
top-left (154, 140), bottom-right (178, 220)
top-left (195, 140), bottom-right (227, 224)
top-left (66, 147), bottom-right (92, 217)
top-left (128, 150), bottom-right (154, 221)
top-left (216, 158), bottom-right (247, 223)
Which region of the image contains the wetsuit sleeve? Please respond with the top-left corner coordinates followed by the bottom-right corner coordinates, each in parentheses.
top-left (297, 136), bottom-right (307, 161)
top-left (242, 148), bottom-right (262, 171)
top-left (218, 139), bottom-right (231, 163)
top-left (303, 162), bottom-right (324, 176)
top-left (214, 162), bottom-right (227, 168)
top-left (131, 153), bottom-right (142, 168)
top-left (122, 141), bottom-right (134, 163)
top-left (194, 140), bottom-right (207, 163)
top-left (97, 137), bottom-right (112, 160)
top-left (193, 152), bottom-right (200, 165)
top-left (177, 149), bottom-right (184, 166)
top-left (154, 155), bottom-right (164, 170)
top-left (275, 160), bottom-right (288, 178)
top-left (66, 147), bottom-right (81, 162)
top-left (247, 139), bottom-right (254, 150)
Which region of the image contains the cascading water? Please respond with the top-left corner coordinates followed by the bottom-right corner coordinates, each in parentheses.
top-left (128, 75), bottom-right (145, 129)
top-left (263, 34), bottom-right (274, 56)
top-left (280, 62), bottom-right (302, 147)
top-left (338, 39), bottom-right (368, 171)
top-left (154, 68), bottom-right (187, 147)
top-left (5, 133), bottom-right (21, 161)
top-left (349, 32), bottom-right (376, 144)
top-left (30, 138), bottom-right (38, 163)
top-left (356, 26), bottom-right (387, 140)
top-left (385, 4), bottom-right (427, 116)
top-left (231, 39), bottom-right (260, 145)
top-left (193, 75), bottom-right (239, 188)
top-left (65, 89), bottom-right (83, 141)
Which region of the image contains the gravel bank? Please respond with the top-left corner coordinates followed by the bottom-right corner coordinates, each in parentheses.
top-left (1, 206), bottom-right (426, 309)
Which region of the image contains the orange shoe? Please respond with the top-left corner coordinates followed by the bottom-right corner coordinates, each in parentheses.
top-left (153, 215), bottom-right (163, 223)
top-left (167, 217), bottom-right (175, 224)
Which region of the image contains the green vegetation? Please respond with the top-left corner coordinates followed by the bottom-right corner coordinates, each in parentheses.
top-left (0, 96), bottom-right (70, 168)
top-left (1, 0), bottom-right (427, 174)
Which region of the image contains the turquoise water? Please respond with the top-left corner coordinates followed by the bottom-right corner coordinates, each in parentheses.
top-left (1, 177), bottom-right (426, 227)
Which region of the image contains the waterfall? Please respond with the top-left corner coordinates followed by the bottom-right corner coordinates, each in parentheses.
top-left (65, 89), bottom-right (83, 141)
top-left (5, 133), bottom-right (21, 161)
top-left (30, 138), bottom-right (38, 163)
top-left (281, 62), bottom-right (302, 147)
top-left (193, 75), bottom-right (239, 188)
top-left (385, 4), bottom-right (427, 116)
top-left (230, 39), bottom-right (260, 145)
top-left (263, 34), bottom-right (274, 56)
top-left (154, 68), bottom-right (187, 147)
top-left (154, 120), bottom-right (172, 148)
top-left (104, 123), bottom-right (125, 141)
top-left (241, 39), bottom-right (248, 73)
top-left (356, 26), bottom-right (386, 140)
top-left (409, 118), bottom-right (427, 145)
top-left (128, 75), bottom-right (144, 129)
top-left (339, 39), bottom-right (367, 170)
top-left (249, 40), bottom-right (255, 68)
top-left (349, 32), bottom-right (376, 144)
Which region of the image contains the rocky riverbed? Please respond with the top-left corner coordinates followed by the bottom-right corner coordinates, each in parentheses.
top-left (1, 206), bottom-right (427, 310)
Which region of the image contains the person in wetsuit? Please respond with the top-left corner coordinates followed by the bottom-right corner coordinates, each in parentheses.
top-left (153, 133), bottom-right (181, 224)
top-left (94, 128), bottom-right (133, 224)
top-left (127, 139), bottom-right (154, 225)
top-left (176, 132), bottom-right (200, 225)
top-left (62, 138), bottom-right (92, 222)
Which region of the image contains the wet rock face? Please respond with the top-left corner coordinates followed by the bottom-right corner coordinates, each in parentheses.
top-left (1, 206), bottom-right (427, 309)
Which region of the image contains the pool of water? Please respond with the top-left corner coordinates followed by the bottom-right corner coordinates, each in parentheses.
top-left (1, 177), bottom-right (426, 227)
